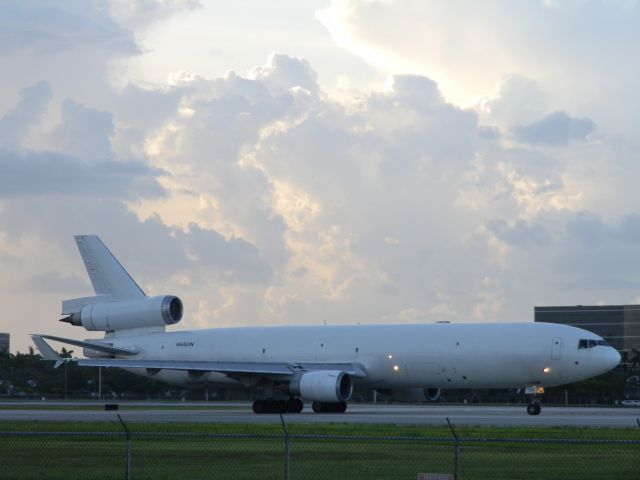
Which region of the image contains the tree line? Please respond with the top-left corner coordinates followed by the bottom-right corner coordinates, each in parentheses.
top-left (0, 347), bottom-right (183, 400)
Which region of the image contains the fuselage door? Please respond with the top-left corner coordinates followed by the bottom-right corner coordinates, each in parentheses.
top-left (551, 337), bottom-right (562, 360)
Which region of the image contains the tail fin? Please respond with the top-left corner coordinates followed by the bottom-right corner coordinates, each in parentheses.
top-left (74, 235), bottom-right (145, 300)
top-left (59, 236), bottom-right (180, 334)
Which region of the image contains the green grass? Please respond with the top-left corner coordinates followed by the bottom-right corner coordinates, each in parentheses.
top-left (3, 419), bottom-right (640, 437)
top-left (1, 421), bottom-right (639, 479)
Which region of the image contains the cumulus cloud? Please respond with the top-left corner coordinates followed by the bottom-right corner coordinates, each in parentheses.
top-left (180, 224), bottom-right (272, 283)
top-left (251, 53), bottom-right (320, 97)
top-left (0, 0), bottom-right (137, 56)
top-left (317, 0), bottom-right (640, 138)
top-left (0, 81), bottom-right (52, 148)
top-left (487, 218), bottom-right (551, 248)
top-left (479, 74), bottom-right (550, 128)
top-left (565, 211), bottom-right (606, 247)
top-left (109, 0), bottom-right (201, 28)
top-left (389, 75), bottom-right (443, 107)
top-left (2, 2), bottom-right (640, 352)
top-left (0, 148), bottom-right (165, 199)
top-left (50, 99), bottom-right (116, 160)
top-left (128, 54), bottom-right (640, 331)
top-left (511, 111), bottom-right (596, 146)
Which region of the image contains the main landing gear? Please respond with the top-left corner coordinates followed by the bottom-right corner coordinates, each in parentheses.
top-left (251, 398), bottom-right (348, 414)
top-left (252, 397), bottom-right (303, 414)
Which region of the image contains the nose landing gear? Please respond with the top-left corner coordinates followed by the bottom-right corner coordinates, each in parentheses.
top-left (527, 403), bottom-right (541, 415)
top-left (524, 385), bottom-right (544, 415)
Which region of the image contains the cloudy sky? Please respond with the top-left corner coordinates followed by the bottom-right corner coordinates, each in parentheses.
top-left (2, 0), bottom-right (640, 353)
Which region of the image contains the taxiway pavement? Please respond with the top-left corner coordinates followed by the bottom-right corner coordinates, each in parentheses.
top-left (1, 403), bottom-right (639, 428)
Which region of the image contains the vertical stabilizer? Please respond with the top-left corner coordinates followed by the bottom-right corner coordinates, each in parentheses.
top-left (74, 235), bottom-right (145, 300)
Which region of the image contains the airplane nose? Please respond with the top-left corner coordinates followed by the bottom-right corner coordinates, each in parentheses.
top-left (604, 348), bottom-right (621, 370)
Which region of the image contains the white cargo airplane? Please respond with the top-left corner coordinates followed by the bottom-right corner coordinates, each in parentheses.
top-left (33, 236), bottom-right (620, 415)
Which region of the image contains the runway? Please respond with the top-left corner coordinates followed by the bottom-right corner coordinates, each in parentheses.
top-left (1, 402), bottom-right (639, 428)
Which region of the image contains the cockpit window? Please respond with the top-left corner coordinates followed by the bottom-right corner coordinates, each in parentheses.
top-left (578, 338), bottom-right (608, 349)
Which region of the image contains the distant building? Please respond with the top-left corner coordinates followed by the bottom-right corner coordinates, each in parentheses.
top-left (0, 333), bottom-right (9, 352)
top-left (534, 305), bottom-right (640, 352)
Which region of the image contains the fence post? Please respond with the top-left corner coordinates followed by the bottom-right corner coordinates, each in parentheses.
top-left (280, 414), bottom-right (290, 480)
top-left (117, 414), bottom-right (132, 480)
top-left (446, 417), bottom-right (459, 480)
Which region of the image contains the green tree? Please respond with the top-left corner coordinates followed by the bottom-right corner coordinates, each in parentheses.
top-left (60, 347), bottom-right (73, 399)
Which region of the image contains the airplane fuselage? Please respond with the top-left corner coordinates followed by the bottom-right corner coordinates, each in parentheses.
top-left (98, 322), bottom-right (619, 390)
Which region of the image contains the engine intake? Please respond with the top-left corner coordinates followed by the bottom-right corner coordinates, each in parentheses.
top-left (66, 295), bottom-right (183, 332)
top-left (290, 370), bottom-right (353, 402)
top-left (424, 388), bottom-right (441, 401)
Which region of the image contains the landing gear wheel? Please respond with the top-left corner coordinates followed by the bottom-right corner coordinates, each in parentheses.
top-left (527, 403), bottom-right (541, 415)
top-left (286, 398), bottom-right (304, 413)
top-left (311, 401), bottom-right (347, 413)
top-left (253, 399), bottom-right (288, 414)
top-left (252, 400), bottom-right (266, 414)
top-left (272, 400), bottom-right (287, 413)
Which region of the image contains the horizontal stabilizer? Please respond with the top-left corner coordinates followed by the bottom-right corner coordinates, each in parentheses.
top-left (31, 336), bottom-right (66, 368)
top-left (31, 334), bottom-right (138, 356)
top-left (31, 335), bottom-right (61, 361)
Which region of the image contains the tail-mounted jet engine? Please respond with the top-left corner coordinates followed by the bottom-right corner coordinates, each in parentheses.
top-left (60, 295), bottom-right (183, 332)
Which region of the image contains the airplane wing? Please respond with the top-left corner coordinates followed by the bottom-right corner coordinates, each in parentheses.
top-left (75, 358), bottom-right (293, 375)
top-left (73, 358), bottom-right (367, 377)
top-left (32, 335), bottom-right (366, 377)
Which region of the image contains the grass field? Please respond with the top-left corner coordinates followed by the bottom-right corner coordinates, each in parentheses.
top-left (1, 421), bottom-right (639, 479)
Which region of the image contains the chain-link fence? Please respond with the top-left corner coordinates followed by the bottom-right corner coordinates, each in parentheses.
top-left (1, 416), bottom-right (640, 480)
